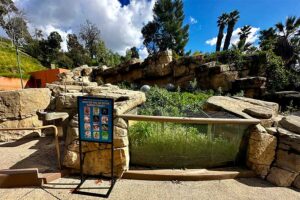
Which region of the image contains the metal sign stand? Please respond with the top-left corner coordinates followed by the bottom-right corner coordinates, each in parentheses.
top-left (73, 97), bottom-right (116, 198)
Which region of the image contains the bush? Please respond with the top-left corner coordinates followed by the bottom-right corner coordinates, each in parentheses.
top-left (139, 86), bottom-right (213, 117)
top-left (265, 51), bottom-right (289, 92)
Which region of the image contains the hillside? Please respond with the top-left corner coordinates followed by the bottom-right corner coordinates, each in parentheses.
top-left (0, 38), bottom-right (45, 79)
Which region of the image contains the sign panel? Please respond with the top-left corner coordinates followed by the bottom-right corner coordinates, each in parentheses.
top-left (78, 97), bottom-right (113, 143)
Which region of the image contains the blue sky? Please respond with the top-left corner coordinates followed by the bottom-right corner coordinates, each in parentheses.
top-left (5, 0), bottom-right (300, 57)
top-left (183, 0), bottom-right (300, 53)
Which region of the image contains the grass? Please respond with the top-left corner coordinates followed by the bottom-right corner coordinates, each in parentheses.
top-left (0, 38), bottom-right (45, 79)
top-left (129, 121), bottom-right (247, 168)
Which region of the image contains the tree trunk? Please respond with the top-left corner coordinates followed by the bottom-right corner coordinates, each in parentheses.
top-left (223, 24), bottom-right (234, 50)
top-left (216, 25), bottom-right (225, 52)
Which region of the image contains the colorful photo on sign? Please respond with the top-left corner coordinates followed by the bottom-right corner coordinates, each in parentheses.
top-left (84, 107), bottom-right (90, 115)
top-left (93, 115), bottom-right (100, 123)
top-left (85, 131), bottom-right (91, 138)
top-left (84, 115), bottom-right (90, 123)
top-left (93, 124), bottom-right (100, 131)
top-left (101, 108), bottom-right (108, 115)
top-left (102, 124), bottom-right (109, 131)
top-left (101, 116), bottom-right (108, 124)
top-left (93, 132), bottom-right (100, 139)
top-left (93, 107), bottom-right (99, 115)
top-left (102, 131), bottom-right (109, 140)
top-left (84, 123), bottom-right (91, 130)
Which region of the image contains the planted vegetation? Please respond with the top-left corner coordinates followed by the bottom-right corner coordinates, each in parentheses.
top-left (128, 87), bottom-right (248, 168)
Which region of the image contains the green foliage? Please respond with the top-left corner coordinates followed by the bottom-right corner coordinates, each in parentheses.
top-left (142, 0), bottom-right (189, 55)
top-left (260, 16), bottom-right (300, 67)
top-left (0, 39), bottom-right (45, 78)
top-left (95, 40), bottom-right (121, 67)
top-left (129, 122), bottom-right (245, 168)
top-left (139, 86), bottom-right (212, 117)
top-left (66, 34), bottom-right (90, 68)
top-left (265, 51), bottom-right (289, 92)
top-left (130, 47), bottom-right (139, 59)
top-left (55, 53), bottom-right (74, 69)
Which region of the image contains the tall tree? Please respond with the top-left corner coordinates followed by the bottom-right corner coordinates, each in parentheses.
top-left (79, 20), bottom-right (101, 59)
top-left (259, 27), bottom-right (277, 51)
top-left (216, 13), bottom-right (228, 52)
top-left (223, 10), bottom-right (240, 50)
top-left (274, 16), bottom-right (300, 65)
top-left (130, 47), bottom-right (139, 59)
top-left (232, 25), bottom-right (253, 52)
top-left (142, 0), bottom-right (189, 55)
top-left (66, 33), bottom-right (89, 67)
top-left (39, 31), bottom-right (62, 66)
top-left (0, 0), bottom-right (17, 28)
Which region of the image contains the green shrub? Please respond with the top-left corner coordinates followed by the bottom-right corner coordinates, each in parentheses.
top-left (265, 51), bottom-right (289, 92)
top-left (139, 86), bottom-right (212, 117)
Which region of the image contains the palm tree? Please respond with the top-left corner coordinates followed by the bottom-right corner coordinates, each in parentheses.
top-left (274, 16), bottom-right (300, 65)
top-left (238, 25), bottom-right (251, 41)
top-left (223, 10), bottom-right (240, 50)
top-left (232, 25), bottom-right (253, 52)
top-left (216, 13), bottom-right (228, 52)
top-left (259, 27), bottom-right (277, 51)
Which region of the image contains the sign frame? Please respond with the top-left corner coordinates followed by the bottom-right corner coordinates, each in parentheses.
top-left (73, 96), bottom-right (116, 198)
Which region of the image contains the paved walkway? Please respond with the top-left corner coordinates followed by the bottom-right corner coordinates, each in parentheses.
top-left (0, 177), bottom-right (299, 200)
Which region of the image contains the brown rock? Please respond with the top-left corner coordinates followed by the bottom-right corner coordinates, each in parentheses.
top-left (83, 147), bottom-right (129, 177)
top-left (247, 124), bottom-right (277, 177)
top-left (244, 107), bottom-right (273, 119)
top-left (210, 71), bottom-right (238, 91)
top-left (63, 151), bottom-right (80, 169)
top-left (0, 88), bottom-right (51, 120)
top-left (293, 175), bottom-right (300, 189)
top-left (173, 65), bottom-right (188, 77)
top-left (0, 115), bottom-right (43, 141)
top-left (277, 128), bottom-right (300, 153)
top-left (114, 118), bottom-right (128, 129)
top-left (276, 150), bottom-right (300, 172)
top-left (204, 96), bottom-right (278, 119)
top-left (279, 115), bottom-right (300, 135)
top-left (267, 167), bottom-right (298, 187)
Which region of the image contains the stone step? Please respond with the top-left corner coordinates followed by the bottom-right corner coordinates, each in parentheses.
top-left (0, 168), bottom-right (42, 188)
top-left (123, 167), bottom-right (256, 181)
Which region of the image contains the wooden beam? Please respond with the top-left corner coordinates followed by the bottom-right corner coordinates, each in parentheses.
top-left (117, 114), bottom-right (260, 125)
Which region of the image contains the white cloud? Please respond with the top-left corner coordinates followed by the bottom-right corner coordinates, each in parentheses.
top-left (189, 16), bottom-right (198, 25)
top-left (138, 46), bottom-right (149, 60)
top-left (14, 0), bottom-right (156, 55)
top-left (205, 27), bottom-right (260, 48)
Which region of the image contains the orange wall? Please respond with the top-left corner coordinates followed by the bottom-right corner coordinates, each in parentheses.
top-left (0, 77), bottom-right (29, 91)
top-left (29, 68), bottom-right (69, 87)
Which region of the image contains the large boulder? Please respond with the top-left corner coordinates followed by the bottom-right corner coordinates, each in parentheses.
top-left (267, 167), bottom-right (299, 187)
top-left (203, 96), bottom-right (278, 119)
top-left (247, 124), bottom-right (277, 177)
top-left (277, 128), bottom-right (300, 153)
top-left (275, 149), bottom-right (300, 172)
top-left (279, 115), bottom-right (300, 135)
top-left (0, 115), bottom-right (42, 141)
top-left (293, 175), bottom-right (300, 189)
top-left (0, 88), bottom-right (51, 120)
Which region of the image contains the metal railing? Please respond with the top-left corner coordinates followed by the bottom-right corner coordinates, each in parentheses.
top-left (118, 114), bottom-right (260, 169)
